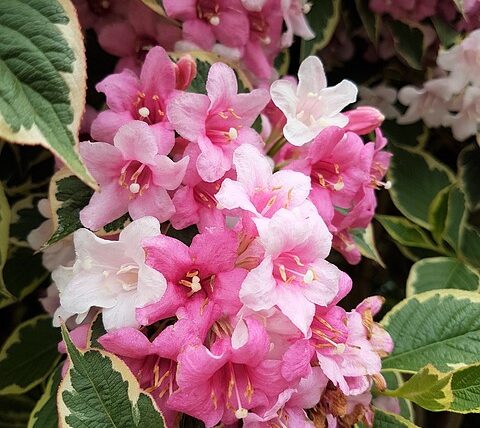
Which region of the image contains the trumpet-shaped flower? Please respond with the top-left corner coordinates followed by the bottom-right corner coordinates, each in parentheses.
top-left (80, 121), bottom-right (189, 231)
top-left (91, 46), bottom-right (182, 149)
top-left (270, 56), bottom-right (357, 146)
top-left (138, 228), bottom-right (246, 324)
top-left (239, 202), bottom-right (340, 335)
top-left (167, 62), bottom-right (269, 182)
top-left (216, 144), bottom-right (311, 233)
top-left (53, 217), bottom-right (166, 331)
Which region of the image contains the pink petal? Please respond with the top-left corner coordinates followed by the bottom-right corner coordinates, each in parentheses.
top-left (233, 144), bottom-right (272, 194)
top-left (128, 186), bottom-right (175, 223)
top-left (183, 19), bottom-right (216, 50)
top-left (191, 229), bottom-right (238, 274)
top-left (196, 137), bottom-right (230, 182)
top-left (167, 92), bottom-right (209, 141)
top-left (206, 62), bottom-right (238, 111)
top-left (79, 141), bottom-right (123, 185)
top-left (90, 110), bottom-right (135, 143)
top-left (99, 328), bottom-right (154, 358)
top-left (97, 21), bottom-right (137, 57)
top-left (240, 257), bottom-right (277, 311)
top-left (96, 70), bottom-right (139, 112)
top-left (114, 121), bottom-right (158, 164)
top-left (231, 318), bottom-right (270, 366)
top-left (140, 47), bottom-right (176, 99)
top-left (275, 286), bottom-right (315, 336)
top-left (214, 8), bottom-right (249, 47)
top-left (151, 155), bottom-right (189, 190)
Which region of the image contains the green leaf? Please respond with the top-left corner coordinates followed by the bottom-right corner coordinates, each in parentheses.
top-left (450, 363), bottom-right (480, 412)
top-left (460, 224), bottom-right (480, 268)
top-left (458, 143), bottom-right (480, 211)
top-left (28, 365), bottom-right (62, 428)
top-left (443, 186), bottom-right (465, 252)
top-left (86, 313), bottom-right (106, 349)
top-left (406, 257), bottom-right (480, 296)
top-left (274, 49), bottom-right (290, 76)
top-left (58, 325), bottom-right (165, 427)
top-left (46, 169), bottom-right (92, 245)
top-left (384, 365), bottom-right (452, 411)
top-left (373, 409), bottom-right (419, 427)
top-left (355, 0), bottom-right (381, 45)
top-left (388, 20), bottom-right (424, 70)
top-left (381, 290), bottom-right (480, 373)
top-left (381, 372), bottom-right (415, 421)
top-left (453, 0), bottom-right (465, 14)
top-left (0, 315), bottom-right (61, 395)
top-left (300, 0), bottom-right (341, 60)
top-left (376, 215), bottom-right (438, 250)
top-left (431, 17), bottom-right (460, 48)
top-left (0, 0), bottom-right (94, 187)
top-left (428, 186), bottom-right (450, 244)
top-left (388, 144), bottom-right (455, 229)
top-left (9, 194), bottom-right (45, 244)
top-left (0, 183), bottom-right (12, 301)
top-left (0, 395), bottom-right (35, 427)
top-left (0, 245), bottom-right (49, 306)
top-left (351, 225), bottom-right (385, 267)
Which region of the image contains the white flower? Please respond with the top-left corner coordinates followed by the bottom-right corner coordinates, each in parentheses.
top-left (358, 84), bottom-right (400, 120)
top-left (437, 29), bottom-right (480, 91)
top-left (397, 78), bottom-right (454, 127)
top-left (446, 86), bottom-right (480, 141)
top-left (270, 56), bottom-right (357, 146)
top-left (53, 217), bottom-right (166, 331)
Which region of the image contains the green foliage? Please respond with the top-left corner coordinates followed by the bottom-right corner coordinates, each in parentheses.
top-left (406, 257), bottom-right (480, 296)
top-left (300, 0), bottom-right (341, 60)
top-left (0, 316), bottom-right (61, 395)
top-left (458, 143), bottom-right (480, 211)
top-left (351, 226), bottom-right (385, 267)
top-left (0, 395), bottom-right (35, 427)
top-left (355, 0), bottom-right (380, 45)
top-left (372, 409), bottom-right (420, 427)
top-left (431, 17), bottom-right (460, 48)
top-left (381, 290), bottom-right (480, 373)
top-left (28, 366), bottom-right (61, 428)
top-left (0, 0), bottom-right (93, 186)
top-left (58, 326), bottom-right (165, 427)
top-left (387, 144), bottom-right (454, 230)
top-left (0, 184), bottom-right (12, 301)
top-left (388, 20), bottom-right (424, 70)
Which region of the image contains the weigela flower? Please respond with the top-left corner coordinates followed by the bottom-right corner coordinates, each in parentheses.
top-left (91, 46), bottom-right (188, 147)
top-left (52, 217), bottom-right (166, 331)
top-left (138, 228), bottom-right (246, 324)
top-left (280, 0), bottom-right (315, 47)
top-left (270, 56), bottom-right (357, 146)
top-left (239, 202), bottom-right (341, 335)
top-left (168, 62), bottom-right (269, 182)
top-left (80, 121), bottom-right (189, 230)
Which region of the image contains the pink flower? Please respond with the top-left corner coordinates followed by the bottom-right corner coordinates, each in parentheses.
top-left (80, 121), bottom-right (189, 230)
top-left (270, 56), bottom-right (358, 146)
top-left (239, 202), bottom-right (340, 335)
top-left (168, 317), bottom-right (287, 426)
top-left (164, 0), bottom-right (249, 50)
top-left (170, 143), bottom-right (228, 231)
top-left (52, 217), bottom-right (166, 331)
top-left (96, 1), bottom-right (181, 71)
top-left (369, 0), bottom-right (437, 21)
top-left (281, 0), bottom-right (315, 47)
top-left (91, 46), bottom-right (179, 147)
top-left (216, 144), bottom-right (311, 235)
top-left (137, 228), bottom-right (246, 324)
top-left (99, 315), bottom-right (203, 426)
top-left (244, 367), bottom-right (327, 427)
top-left (344, 106), bottom-right (385, 135)
top-left (168, 62), bottom-right (269, 182)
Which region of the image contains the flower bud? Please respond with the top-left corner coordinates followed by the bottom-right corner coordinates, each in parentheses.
top-left (344, 106), bottom-right (385, 135)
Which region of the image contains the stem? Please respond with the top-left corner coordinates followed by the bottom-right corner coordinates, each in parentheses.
top-left (267, 136), bottom-right (288, 158)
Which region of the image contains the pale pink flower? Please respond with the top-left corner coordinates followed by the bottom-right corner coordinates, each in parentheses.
top-left (163, 0), bottom-right (249, 50)
top-left (53, 217), bottom-right (167, 331)
top-left (216, 144), bottom-right (311, 235)
top-left (270, 56), bottom-right (357, 146)
top-left (138, 228), bottom-right (246, 324)
top-left (397, 78), bottom-right (453, 127)
top-left (446, 85), bottom-right (480, 141)
top-left (167, 62), bottom-right (269, 182)
top-left (27, 199), bottom-right (75, 271)
top-left (357, 85), bottom-right (400, 120)
top-left (239, 202), bottom-right (340, 335)
top-left (281, 0), bottom-right (315, 47)
top-left (80, 121), bottom-right (189, 231)
top-left (437, 29), bottom-right (480, 90)
top-left (369, 0), bottom-right (437, 21)
top-left (91, 46), bottom-right (179, 147)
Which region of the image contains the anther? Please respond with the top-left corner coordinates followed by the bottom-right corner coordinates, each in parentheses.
top-left (138, 107), bottom-right (150, 118)
top-left (209, 16), bottom-right (220, 26)
top-left (129, 183), bottom-right (140, 194)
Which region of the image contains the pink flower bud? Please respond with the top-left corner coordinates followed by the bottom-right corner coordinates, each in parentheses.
top-left (174, 55), bottom-right (197, 90)
top-left (344, 106), bottom-right (385, 135)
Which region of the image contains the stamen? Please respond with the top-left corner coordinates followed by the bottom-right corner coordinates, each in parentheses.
top-left (303, 2), bottom-right (312, 13)
top-left (262, 36), bottom-right (271, 45)
top-left (235, 408), bottom-right (248, 419)
top-left (307, 92), bottom-right (318, 98)
top-left (279, 264), bottom-right (287, 282)
top-left (333, 178), bottom-right (344, 191)
top-left (209, 15), bottom-right (220, 25)
top-left (129, 183), bottom-right (140, 194)
top-left (296, 110), bottom-right (305, 120)
top-left (228, 127), bottom-right (238, 140)
top-left (228, 108), bottom-right (241, 119)
top-left (138, 107), bottom-right (150, 118)
top-left (303, 268), bottom-right (315, 284)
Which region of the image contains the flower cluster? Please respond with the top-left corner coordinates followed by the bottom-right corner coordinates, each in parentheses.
top-left (75, 0), bottom-right (314, 81)
top-left (398, 29), bottom-right (480, 141)
top-left (34, 41), bottom-right (393, 428)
